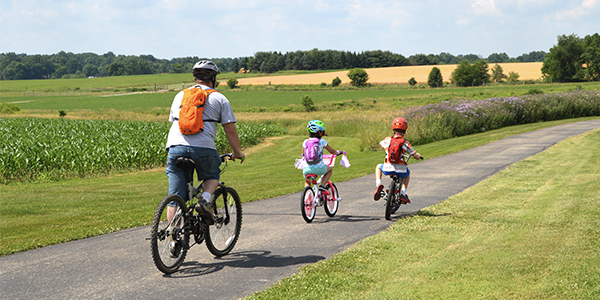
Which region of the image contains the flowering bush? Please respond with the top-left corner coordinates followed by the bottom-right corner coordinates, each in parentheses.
top-left (401, 90), bottom-right (600, 146)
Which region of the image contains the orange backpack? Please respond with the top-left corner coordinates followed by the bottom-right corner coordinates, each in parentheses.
top-left (178, 86), bottom-right (216, 135)
top-left (387, 136), bottom-right (406, 164)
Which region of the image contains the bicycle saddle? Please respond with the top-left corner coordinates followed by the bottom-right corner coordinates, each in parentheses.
top-left (174, 157), bottom-right (196, 170)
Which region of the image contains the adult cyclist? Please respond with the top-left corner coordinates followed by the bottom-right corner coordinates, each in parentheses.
top-left (165, 60), bottom-right (245, 224)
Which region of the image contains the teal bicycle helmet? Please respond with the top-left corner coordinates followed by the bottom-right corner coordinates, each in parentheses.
top-left (307, 120), bottom-right (326, 133)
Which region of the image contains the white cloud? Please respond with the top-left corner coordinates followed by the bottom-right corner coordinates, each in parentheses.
top-left (470, 0), bottom-right (502, 16)
top-left (555, 0), bottom-right (599, 20)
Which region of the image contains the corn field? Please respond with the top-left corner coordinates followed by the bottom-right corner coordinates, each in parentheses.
top-left (0, 118), bottom-right (285, 184)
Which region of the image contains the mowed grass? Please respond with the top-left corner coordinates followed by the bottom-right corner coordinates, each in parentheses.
top-left (246, 127), bottom-right (600, 300)
top-left (4, 81), bottom-right (600, 119)
top-left (0, 118), bottom-right (595, 256)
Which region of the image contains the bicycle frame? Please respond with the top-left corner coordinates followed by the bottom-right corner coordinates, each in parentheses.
top-left (151, 153), bottom-right (243, 274)
top-left (305, 174), bottom-right (332, 205)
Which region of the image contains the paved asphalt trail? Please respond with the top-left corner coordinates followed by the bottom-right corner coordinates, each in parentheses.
top-left (2, 120), bottom-right (599, 300)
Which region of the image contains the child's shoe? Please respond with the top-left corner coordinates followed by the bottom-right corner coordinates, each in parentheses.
top-left (373, 184), bottom-right (385, 201)
top-left (399, 194), bottom-right (410, 204)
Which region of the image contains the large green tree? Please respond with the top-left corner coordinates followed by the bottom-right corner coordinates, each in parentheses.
top-left (347, 68), bottom-right (369, 86)
top-left (450, 60), bottom-right (490, 87)
top-left (427, 67), bottom-right (443, 87)
top-left (491, 64), bottom-right (507, 83)
top-left (541, 34), bottom-right (585, 82)
top-left (581, 33), bottom-right (600, 81)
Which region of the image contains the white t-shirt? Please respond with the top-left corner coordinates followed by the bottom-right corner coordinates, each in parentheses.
top-left (165, 85), bottom-right (237, 150)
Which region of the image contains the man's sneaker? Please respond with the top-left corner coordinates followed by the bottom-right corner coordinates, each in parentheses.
top-left (170, 239), bottom-right (182, 258)
top-left (373, 184), bottom-right (385, 201)
top-left (399, 194), bottom-right (411, 204)
top-left (196, 201), bottom-right (215, 225)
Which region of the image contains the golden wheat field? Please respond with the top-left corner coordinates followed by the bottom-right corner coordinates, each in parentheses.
top-left (235, 62), bottom-right (543, 85)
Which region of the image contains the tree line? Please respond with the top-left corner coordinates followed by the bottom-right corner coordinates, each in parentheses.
top-left (1, 48), bottom-right (547, 81)
top-left (445, 33), bottom-right (600, 87)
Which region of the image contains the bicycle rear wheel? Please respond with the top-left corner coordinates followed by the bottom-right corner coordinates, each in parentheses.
top-left (385, 180), bottom-right (396, 220)
top-left (324, 183), bottom-right (339, 217)
top-left (150, 194), bottom-right (190, 274)
top-left (206, 186), bottom-right (242, 257)
top-left (301, 187), bottom-right (316, 223)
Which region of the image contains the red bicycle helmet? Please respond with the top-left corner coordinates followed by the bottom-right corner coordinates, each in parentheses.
top-left (391, 117), bottom-right (408, 130)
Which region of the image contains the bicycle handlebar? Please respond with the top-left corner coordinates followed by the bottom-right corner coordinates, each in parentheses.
top-left (221, 153), bottom-right (233, 162)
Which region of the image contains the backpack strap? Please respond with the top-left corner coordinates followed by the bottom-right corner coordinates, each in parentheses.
top-left (201, 88), bottom-right (220, 123)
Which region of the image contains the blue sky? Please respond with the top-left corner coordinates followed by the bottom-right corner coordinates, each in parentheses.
top-left (1, 0), bottom-right (599, 60)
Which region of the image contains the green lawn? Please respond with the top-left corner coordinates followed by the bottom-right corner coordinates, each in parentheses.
top-left (3, 75), bottom-right (600, 115)
top-left (246, 126), bottom-right (600, 300)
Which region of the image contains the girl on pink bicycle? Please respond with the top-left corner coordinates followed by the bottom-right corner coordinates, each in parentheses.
top-left (302, 120), bottom-right (343, 191)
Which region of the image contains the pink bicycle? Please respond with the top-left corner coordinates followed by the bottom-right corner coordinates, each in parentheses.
top-left (297, 153), bottom-right (349, 223)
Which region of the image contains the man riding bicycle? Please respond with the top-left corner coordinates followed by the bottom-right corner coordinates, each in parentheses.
top-left (165, 60), bottom-right (245, 224)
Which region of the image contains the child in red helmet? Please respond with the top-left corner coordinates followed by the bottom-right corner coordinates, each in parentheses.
top-left (373, 117), bottom-right (422, 203)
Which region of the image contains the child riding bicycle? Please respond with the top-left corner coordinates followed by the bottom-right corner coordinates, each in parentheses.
top-left (373, 117), bottom-right (422, 203)
top-left (302, 120), bottom-right (343, 191)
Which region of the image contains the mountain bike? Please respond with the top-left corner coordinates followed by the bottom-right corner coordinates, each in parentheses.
top-left (300, 153), bottom-right (347, 223)
top-left (150, 153), bottom-right (242, 274)
top-left (380, 155), bottom-right (424, 220)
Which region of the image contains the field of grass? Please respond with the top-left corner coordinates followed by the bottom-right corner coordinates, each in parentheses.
top-left (3, 77), bottom-right (599, 120)
top-left (246, 127), bottom-right (600, 300)
top-left (0, 62), bottom-right (542, 95)
top-left (1, 117), bottom-right (596, 256)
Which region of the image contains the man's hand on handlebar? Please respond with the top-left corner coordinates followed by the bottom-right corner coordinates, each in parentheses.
top-left (232, 152), bottom-right (246, 164)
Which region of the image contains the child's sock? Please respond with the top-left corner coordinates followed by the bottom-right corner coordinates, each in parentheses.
top-left (376, 179), bottom-right (382, 187)
top-left (401, 187), bottom-right (407, 196)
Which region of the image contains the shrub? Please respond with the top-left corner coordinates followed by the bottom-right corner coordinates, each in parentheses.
top-left (227, 77), bottom-right (239, 89)
top-left (301, 95), bottom-right (315, 111)
top-left (408, 77), bottom-right (417, 87)
top-left (332, 77), bottom-right (342, 87)
top-left (397, 90), bottom-right (600, 146)
top-left (0, 103), bottom-right (20, 114)
top-left (347, 68), bottom-right (369, 87)
top-left (507, 71), bottom-right (520, 83)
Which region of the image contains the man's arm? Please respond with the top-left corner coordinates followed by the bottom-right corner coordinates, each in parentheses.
top-left (222, 122), bottom-right (245, 162)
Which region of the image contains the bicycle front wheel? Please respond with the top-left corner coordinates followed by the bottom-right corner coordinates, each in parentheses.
top-left (324, 183), bottom-right (339, 217)
top-left (301, 187), bottom-right (316, 223)
top-left (206, 186), bottom-right (242, 257)
top-left (385, 180), bottom-right (396, 220)
top-left (150, 194), bottom-right (190, 274)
